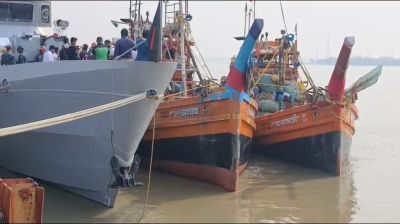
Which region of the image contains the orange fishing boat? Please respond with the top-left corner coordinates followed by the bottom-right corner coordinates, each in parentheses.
top-left (137, 2), bottom-right (262, 191)
top-left (251, 29), bottom-right (382, 175)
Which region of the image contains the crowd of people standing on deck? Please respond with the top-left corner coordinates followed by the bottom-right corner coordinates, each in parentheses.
top-left (1, 28), bottom-right (150, 66)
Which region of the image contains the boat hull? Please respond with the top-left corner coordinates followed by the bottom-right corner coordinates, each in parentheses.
top-left (0, 60), bottom-right (176, 207)
top-left (137, 91), bottom-right (257, 191)
top-left (254, 100), bottom-right (358, 175)
top-left (139, 133), bottom-right (251, 191)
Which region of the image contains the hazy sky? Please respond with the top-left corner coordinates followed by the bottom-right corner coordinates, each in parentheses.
top-left (52, 1), bottom-right (400, 60)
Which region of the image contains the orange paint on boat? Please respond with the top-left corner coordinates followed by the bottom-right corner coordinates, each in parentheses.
top-left (254, 100), bottom-right (358, 175)
top-left (143, 95), bottom-right (257, 141)
top-left (139, 92), bottom-right (257, 191)
top-left (255, 101), bottom-right (358, 146)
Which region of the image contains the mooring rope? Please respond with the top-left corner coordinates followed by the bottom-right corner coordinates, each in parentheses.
top-left (0, 92), bottom-right (154, 138)
top-left (161, 82), bottom-right (215, 100)
top-left (136, 100), bottom-right (157, 223)
top-left (311, 97), bottom-right (353, 121)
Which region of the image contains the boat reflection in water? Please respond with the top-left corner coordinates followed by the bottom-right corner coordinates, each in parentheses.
top-left (0, 154), bottom-right (358, 222)
top-left (125, 155), bottom-right (359, 223)
top-left (235, 155), bottom-right (358, 223)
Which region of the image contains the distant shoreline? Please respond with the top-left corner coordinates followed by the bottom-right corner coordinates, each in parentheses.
top-left (309, 56), bottom-right (400, 66)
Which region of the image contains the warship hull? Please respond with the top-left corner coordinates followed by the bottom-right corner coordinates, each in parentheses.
top-left (0, 60), bottom-right (176, 207)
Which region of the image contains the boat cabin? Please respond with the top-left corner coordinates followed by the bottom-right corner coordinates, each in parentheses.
top-left (0, 1), bottom-right (68, 62)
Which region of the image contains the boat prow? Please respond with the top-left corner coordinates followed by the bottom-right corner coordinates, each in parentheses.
top-left (137, 18), bottom-right (263, 191)
top-left (0, 60), bottom-right (177, 207)
top-left (251, 32), bottom-right (379, 175)
top-left (327, 36), bottom-right (355, 101)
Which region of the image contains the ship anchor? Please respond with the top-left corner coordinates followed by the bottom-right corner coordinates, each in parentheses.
top-left (110, 155), bottom-right (143, 188)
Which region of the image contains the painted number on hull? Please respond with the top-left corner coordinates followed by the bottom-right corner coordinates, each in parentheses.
top-left (174, 107), bottom-right (200, 117)
top-left (270, 114), bottom-right (299, 129)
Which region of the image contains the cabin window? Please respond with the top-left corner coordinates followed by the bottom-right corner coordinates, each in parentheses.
top-left (0, 3), bottom-right (8, 20)
top-left (0, 2), bottom-right (34, 22)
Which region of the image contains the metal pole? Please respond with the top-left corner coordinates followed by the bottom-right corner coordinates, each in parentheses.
top-left (138, 0), bottom-right (142, 36)
top-left (185, 39), bottom-right (204, 83)
top-left (158, 0), bottom-right (163, 62)
top-left (247, 9), bottom-right (251, 34)
top-left (129, 0), bottom-right (132, 19)
top-left (179, 0), bottom-right (187, 96)
top-left (134, 0), bottom-right (138, 21)
top-left (244, 3), bottom-right (247, 37)
top-left (253, 0), bottom-right (256, 21)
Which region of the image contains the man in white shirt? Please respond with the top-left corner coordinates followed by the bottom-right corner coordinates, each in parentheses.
top-left (53, 47), bottom-right (59, 61)
top-left (43, 45), bottom-right (55, 62)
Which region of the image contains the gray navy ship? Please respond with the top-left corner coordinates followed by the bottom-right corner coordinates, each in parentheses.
top-left (0, 1), bottom-right (176, 207)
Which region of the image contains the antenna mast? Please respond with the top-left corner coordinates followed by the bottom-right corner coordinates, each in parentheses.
top-left (179, 0), bottom-right (187, 96)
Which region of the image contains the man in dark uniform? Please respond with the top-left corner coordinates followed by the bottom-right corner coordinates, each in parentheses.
top-left (114, 28), bottom-right (134, 59)
top-left (66, 37), bottom-right (79, 60)
top-left (135, 30), bottom-right (150, 61)
top-left (16, 46), bottom-right (27, 64)
top-left (1, 45), bottom-right (16, 66)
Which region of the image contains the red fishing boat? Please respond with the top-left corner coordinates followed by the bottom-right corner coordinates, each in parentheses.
top-left (137, 2), bottom-right (262, 191)
top-left (251, 29), bottom-right (382, 175)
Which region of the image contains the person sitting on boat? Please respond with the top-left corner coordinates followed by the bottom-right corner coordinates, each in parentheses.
top-left (93, 36), bottom-right (109, 60)
top-left (135, 30), bottom-right (150, 61)
top-left (16, 46), bottom-right (27, 64)
top-left (114, 28), bottom-right (135, 60)
top-left (43, 45), bottom-right (56, 62)
top-left (66, 37), bottom-right (80, 60)
top-left (1, 45), bottom-right (16, 66)
top-left (59, 37), bottom-right (70, 61)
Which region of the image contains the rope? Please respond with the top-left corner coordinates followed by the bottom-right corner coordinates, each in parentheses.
top-left (111, 59), bottom-right (115, 131)
top-left (0, 92), bottom-right (151, 138)
top-left (162, 82), bottom-right (215, 100)
top-left (254, 50), bottom-right (279, 86)
top-left (277, 1), bottom-right (317, 96)
top-left (311, 97), bottom-right (353, 121)
top-left (279, 1), bottom-right (288, 34)
top-left (191, 48), bottom-right (213, 80)
top-left (136, 100), bottom-right (157, 223)
top-left (192, 40), bottom-right (213, 79)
